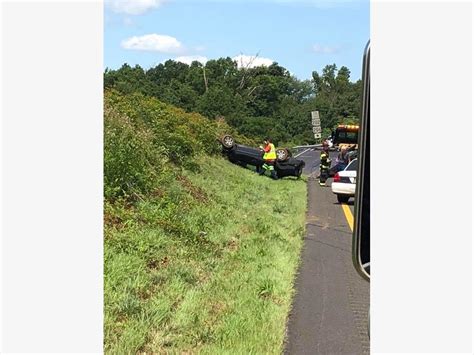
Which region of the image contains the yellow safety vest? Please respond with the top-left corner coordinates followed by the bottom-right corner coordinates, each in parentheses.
top-left (263, 143), bottom-right (277, 161)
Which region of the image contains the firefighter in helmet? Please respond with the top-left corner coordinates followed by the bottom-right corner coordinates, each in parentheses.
top-left (319, 140), bottom-right (331, 186)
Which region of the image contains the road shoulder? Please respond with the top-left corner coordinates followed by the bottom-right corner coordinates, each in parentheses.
top-left (284, 177), bottom-right (370, 355)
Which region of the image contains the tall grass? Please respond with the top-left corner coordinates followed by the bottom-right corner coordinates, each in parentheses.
top-left (104, 91), bottom-right (307, 353)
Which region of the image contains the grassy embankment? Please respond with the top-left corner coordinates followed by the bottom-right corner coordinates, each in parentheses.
top-left (104, 90), bottom-right (307, 353)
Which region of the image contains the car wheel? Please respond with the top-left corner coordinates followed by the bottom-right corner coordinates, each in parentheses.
top-left (337, 194), bottom-right (350, 204)
top-left (221, 135), bottom-right (235, 149)
top-left (276, 148), bottom-right (289, 162)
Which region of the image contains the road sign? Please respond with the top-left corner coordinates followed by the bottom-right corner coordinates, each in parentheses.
top-left (311, 111), bottom-right (321, 141)
top-left (311, 111), bottom-right (321, 129)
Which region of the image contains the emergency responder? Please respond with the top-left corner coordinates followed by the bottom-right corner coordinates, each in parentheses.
top-left (334, 147), bottom-right (349, 173)
top-left (259, 137), bottom-right (278, 180)
top-left (319, 141), bottom-right (331, 186)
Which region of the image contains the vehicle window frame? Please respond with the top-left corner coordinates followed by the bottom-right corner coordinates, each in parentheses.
top-left (352, 41), bottom-right (370, 282)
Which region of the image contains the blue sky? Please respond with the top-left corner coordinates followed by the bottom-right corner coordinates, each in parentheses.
top-left (104, 0), bottom-right (369, 81)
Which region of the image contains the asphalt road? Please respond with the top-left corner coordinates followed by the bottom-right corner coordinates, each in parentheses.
top-left (292, 147), bottom-right (327, 175)
top-left (284, 147), bottom-right (369, 354)
top-left (293, 147), bottom-right (354, 214)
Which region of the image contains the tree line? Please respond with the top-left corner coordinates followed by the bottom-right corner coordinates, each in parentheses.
top-left (104, 58), bottom-right (362, 146)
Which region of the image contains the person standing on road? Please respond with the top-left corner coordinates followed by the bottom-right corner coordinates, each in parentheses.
top-left (259, 137), bottom-right (278, 180)
top-left (334, 147), bottom-right (349, 173)
top-left (319, 141), bottom-right (331, 186)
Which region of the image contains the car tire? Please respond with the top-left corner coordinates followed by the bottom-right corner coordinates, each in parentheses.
top-left (337, 194), bottom-right (350, 204)
top-left (276, 148), bottom-right (289, 162)
top-left (221, 135), bottom-right (235, 149)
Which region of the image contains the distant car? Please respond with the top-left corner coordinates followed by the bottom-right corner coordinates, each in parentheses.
top-left (331, 158), bottom-right (358, 203)
top-left (219, 135), bottom-right (305, 178)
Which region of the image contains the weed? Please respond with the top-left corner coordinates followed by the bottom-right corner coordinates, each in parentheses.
top-left (258, 279), bottom-right (275, 299)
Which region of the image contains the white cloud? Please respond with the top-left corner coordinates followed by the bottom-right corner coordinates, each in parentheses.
top-left (175, 55), bottom-right (208, 65)
top-left (232, 54), bottom-right (274, 69)
top-left (121, 34), bottom-right (183, 53)
top-left (105, 0), bottom-right (164, 15)
top-left (312, 44), bottom-right (341, 54)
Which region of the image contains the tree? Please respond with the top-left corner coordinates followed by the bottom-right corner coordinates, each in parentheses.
top-left (104, 59), bottom-right (362, 146)
top-left (197, 85), bottom-right (235, 119)
top-left (311, 64), bottom-right (361, 132)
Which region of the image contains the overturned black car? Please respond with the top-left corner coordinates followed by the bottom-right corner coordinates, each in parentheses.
top-left (219, 135), bottom-right (305, 179)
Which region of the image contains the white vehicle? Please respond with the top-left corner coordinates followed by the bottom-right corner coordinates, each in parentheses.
top-left (331, 158), bottom-right (358, 203)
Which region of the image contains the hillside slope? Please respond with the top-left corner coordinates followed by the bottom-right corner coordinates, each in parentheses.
top-left (104, 91), bottom-right (307, 353)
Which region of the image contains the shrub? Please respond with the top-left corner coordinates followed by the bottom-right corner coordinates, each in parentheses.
top-left (104, 105), bottom-right (170, 199)
top-left (104, 90), bottom-right (254, 200)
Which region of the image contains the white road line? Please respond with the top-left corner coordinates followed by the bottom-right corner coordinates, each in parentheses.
top-left (294, 148), bottom-right (311, 158)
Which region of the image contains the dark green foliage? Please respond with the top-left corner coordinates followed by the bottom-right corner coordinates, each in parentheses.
top-left (311, 65), bottom-right (362, 132)
top-left (104, 60), bottom-right (362, 145)
top-left (104, 90), bottom-right (251, 200)
top-left (197, 84), bottom-right (236, 119)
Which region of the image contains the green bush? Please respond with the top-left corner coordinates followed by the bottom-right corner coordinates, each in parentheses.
top-left (104, 105), bottom-right (167, 199)
top-left (104, 90), bottom-right (254, 199)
